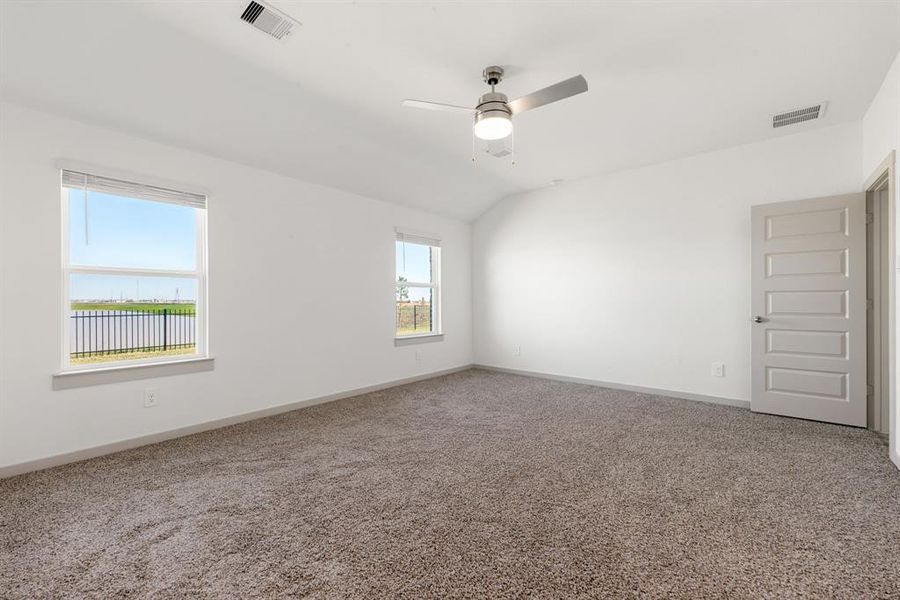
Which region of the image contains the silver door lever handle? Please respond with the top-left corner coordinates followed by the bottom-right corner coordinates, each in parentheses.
top-left (752, 316), bottom-right (766, 323)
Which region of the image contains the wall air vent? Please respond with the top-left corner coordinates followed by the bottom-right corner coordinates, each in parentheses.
top-left (772, 103), bottom-right (827, 128)
top-left (240, 1), bottom-right (299, 40)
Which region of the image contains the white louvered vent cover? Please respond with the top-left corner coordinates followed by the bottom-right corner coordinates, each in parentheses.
top-left (240, 1), bottom-right (299, 40)
top-left (772, 103), bottom-right (827, 128)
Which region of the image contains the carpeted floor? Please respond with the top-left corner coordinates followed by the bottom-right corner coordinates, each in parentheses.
top-left (2, 369), bottom-right (899, 598)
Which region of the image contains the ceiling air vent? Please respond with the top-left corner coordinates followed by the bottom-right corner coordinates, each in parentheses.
top-left (240, 1), bottom-right (299, 40)
top-left (772, 103), bottom-right (827, 128)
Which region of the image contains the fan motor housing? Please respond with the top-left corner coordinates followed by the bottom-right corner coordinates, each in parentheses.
top-left (476, 92), bottom-right (511, 122)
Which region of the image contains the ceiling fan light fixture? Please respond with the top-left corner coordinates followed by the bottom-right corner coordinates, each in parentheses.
top-left (402, 67), bottom-right (587, 156)
top-left (473, 112), bottom-right (512, 140)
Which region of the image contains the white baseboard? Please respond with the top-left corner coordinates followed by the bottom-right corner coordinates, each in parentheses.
top-left (0, 365), bottom-right (474, 478)
top-left (473, 364), bottom-right (750, 409)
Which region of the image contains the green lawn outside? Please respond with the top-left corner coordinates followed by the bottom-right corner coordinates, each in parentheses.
top-left (71, 302), bottom-right (196, 313)
top-left (396, 326), bottom-right (432, 336)
top-left (70, 345), bottom-right (196, 365)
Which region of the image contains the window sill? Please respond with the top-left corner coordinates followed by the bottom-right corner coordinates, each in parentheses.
top-left (52, 356), bottom-right (215, 390)
top-left (394, 333), bottom-right (444, 346)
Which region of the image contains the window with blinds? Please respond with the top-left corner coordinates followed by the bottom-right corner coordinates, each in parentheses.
top-left (60, 169), bottom-right (208, 369)
top-left (395, 228), bottom-right (441, 338)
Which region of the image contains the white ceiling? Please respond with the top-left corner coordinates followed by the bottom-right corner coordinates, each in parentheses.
top-left (2, 1), bottom-right (898, 220)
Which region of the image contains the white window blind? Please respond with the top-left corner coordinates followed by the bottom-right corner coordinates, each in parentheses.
top-left (61, 170), bottom-right (207, 209)
top-left (395, 229), bottom-right (440, 247)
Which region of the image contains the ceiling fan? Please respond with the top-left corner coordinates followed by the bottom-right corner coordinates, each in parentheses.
top-left (402, 66), bottom-right (588, 148)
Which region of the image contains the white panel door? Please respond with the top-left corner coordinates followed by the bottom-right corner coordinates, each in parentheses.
top-left (751, 194), bottom-right (867, 426)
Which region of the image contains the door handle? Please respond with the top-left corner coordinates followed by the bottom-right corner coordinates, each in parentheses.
top-left (752, 316), bottom-right (767, 323)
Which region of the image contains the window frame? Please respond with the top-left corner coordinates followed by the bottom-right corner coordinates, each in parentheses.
top-left (59, 170), bottom-right (209, 372)
top-left (394, 235), bottom-right (441, 339)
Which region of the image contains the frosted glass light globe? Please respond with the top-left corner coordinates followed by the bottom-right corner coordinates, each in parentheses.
top-left (473, 115), bottom-right (513, 140)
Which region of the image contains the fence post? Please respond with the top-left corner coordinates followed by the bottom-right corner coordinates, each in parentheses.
top-left (162, 309), bottom-right (168, 351)
top-left (413, 304), bottom-right (417, 331)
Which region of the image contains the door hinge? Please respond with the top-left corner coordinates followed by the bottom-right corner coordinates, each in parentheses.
top-left (867, 299), bottom-right (874, 310)
top-left (867, 384), bottom-right (875, 396)
top-left (865, 213), bottom-right (874, 224)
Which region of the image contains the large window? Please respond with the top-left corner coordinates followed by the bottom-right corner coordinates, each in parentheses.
top-left (61, 169), bottom-right (207, 369)
top-left (395, 230), bottom-right (440, 338)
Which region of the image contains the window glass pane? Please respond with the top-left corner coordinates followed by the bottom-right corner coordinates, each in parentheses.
top-left (67, 188), bottom-right (197, 270)
top-left (395, 241), bottom-right (432, 284)
top-left (395, 285), bottom-right (433, 336)
top-left (68, 274), bottom-right (198, 364)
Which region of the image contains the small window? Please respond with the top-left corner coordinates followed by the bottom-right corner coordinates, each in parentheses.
top-left (395, 230), bottom-right (440, 338)
top-left (61, 169), bottom-right (207, 369)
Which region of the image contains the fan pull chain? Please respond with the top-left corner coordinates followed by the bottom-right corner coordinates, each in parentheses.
top-left (511, 128), bottom-right (516, 167)
top-left (471, 128), bottom-right (476, 165)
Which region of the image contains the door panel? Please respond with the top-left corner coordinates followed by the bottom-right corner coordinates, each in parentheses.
top-left (766, 290), bottom-right (847, 317)
top-left (765, 207), bottom-right (847, 239)
top-left (766, 249), bottom-right (847, 277)
top-left (751, 193), bottom-right (866, 426)
top-left (766, 329), bottom-right (847, 358)
top-left (766, 367), bottom-right (847, 400)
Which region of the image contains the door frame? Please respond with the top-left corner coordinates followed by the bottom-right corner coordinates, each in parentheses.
top-left (863, 151), bottom-right (897, 469)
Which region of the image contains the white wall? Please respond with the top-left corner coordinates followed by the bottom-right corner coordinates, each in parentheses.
top-left (861, 50), bottom-right (900, 469)
top-left (0, 102), bottom-right (472, 469)
top-left (473, 122), bottom-right (862, 403)
top-left (862, 52), bottom-right (899, 181)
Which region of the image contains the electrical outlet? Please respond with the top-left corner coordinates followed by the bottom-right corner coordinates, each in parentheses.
top-left (414, 350), bottom-right (422, 362)
top-left (711, 362), bottom-right (725, 378)
top-left (143, 389), bottom-right (159, 408)
top-left (514, 345), bottom-right (521, 356)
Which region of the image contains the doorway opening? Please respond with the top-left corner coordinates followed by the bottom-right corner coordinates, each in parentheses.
top-left (864, 151), bottom-right (895, 452)
top-left (866, 170), bottom-right (890, 435)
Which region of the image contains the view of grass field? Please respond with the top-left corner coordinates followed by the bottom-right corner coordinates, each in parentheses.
top-left (71, 301), bottom-right (196, 313)
top-left (70, 346), bottom-right (196, 365)
top-left (396, 327), bottom-right (432, 335)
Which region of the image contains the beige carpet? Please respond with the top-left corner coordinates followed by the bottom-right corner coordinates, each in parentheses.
top-left (2, 369), bottom-right (899, 598)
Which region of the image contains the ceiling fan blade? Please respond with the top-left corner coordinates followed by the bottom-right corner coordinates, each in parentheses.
top-left (507, 75), bottom-right (588, 115)
top-left (401, 99), bottom-right (476, 115)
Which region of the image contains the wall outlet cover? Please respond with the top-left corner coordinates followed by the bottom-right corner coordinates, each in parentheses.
top-left (143, 389), bottom-right (159, 408)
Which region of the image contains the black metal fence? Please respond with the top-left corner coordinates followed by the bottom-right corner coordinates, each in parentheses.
top-left (70, 309), bottom-right (196, 358)
top-left (396, 301), bottom-right (432, 333)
